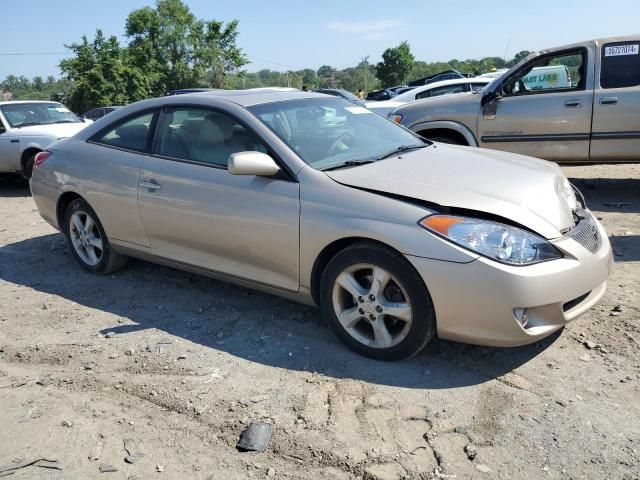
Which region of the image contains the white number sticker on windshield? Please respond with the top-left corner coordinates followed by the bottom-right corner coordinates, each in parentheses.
top-left (54, 107), bottom-right (71, 113)
top-left (345, 106), bottom-right (372, 115)
top-left (604, 44), bottom-right (639, 57)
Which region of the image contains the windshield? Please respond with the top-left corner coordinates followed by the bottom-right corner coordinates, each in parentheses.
top-left (0, 102), bottom-right (81, 128)
top-left (249, 98), bottom-right (426, 170)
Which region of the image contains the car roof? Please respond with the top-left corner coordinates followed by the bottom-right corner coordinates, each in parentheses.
top-left (394, 77), bottom-right (490, 101)
top-left (155, 89), bottom-right (318, 107)
top-left (0, 100), bottom-right (62, 106)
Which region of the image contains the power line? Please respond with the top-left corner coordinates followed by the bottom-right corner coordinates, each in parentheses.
top-left (244, 54), bottom-right (308, 70)
top-left (0, 52), bottom-right (67, 56)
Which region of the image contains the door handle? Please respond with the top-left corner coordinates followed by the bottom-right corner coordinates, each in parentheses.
top-left (139, 180), bottom-right (162, 191)
top-left (564, 100), bottom-right (582, 108)
top-left (600, 97), bottom-right (618, 105)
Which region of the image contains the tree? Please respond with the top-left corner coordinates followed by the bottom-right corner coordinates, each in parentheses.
top-left (60, 30), bottom-right (147, 113)
top-left (125, 0), bottom-right (247, 95)
top-left (376, 41), bottom-right (414, 87)
top-left (507, 50), bottom-right (531, 67)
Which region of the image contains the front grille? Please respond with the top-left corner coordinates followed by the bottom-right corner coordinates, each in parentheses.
top-left (569, 212), bottom-right (602, 253)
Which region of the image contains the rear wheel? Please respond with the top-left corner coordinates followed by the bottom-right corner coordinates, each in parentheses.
top-left (64, 198), bottom-right (127, 274)
top-left (320, 242), bottom-right (436, 360)
top-left (21, 152), bottom-right (37, 179)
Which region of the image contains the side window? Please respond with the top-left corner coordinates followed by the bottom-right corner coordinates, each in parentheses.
top-left (470, 83), bottom-right (487, 92)
top-left (415, 89), bottom-right (432, 100)
top-left (93, 111), bottom-right (155, 152)
top-left (430, 84), bottom-right (467, 97)
top-left (503, 49), bottom-right (586, 96)
top-left (601, 41), bottom-right (640, 89)
top-left (155, 107), bottom-right (268, 167)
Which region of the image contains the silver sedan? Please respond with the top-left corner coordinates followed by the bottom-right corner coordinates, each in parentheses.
top-left (30, 90), bottom-right (613, 360)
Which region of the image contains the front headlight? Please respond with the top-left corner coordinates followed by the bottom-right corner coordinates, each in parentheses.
top-left (419, 215), bottom-right (562, 265)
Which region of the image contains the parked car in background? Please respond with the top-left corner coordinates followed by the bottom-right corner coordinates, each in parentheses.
top-left (479, 68), bottom-right (509, 79)
top-left (366, 78), bottom-right (491, 117)
top-left (169, 88), bottom-right (221, 95)
top-left (0, 101), bottom-right (90, 178)
top-left (82, 106), bottom-right (122, 121)
top-left (365, 88), bottom-right (396, 101)
top-left (30, 90), bottom-right (611, 360)
top-left (313, 88), bottom-right (366, 106)
top-left (408, 69), bottom-right (467, 87)
top-left (390, 35), bottom-right (640, 162)
top-left (393, 86), bottom-right (416, 95)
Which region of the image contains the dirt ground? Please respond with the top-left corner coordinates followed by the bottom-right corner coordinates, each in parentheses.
top-left (0, 163), bottom-right (638, 480)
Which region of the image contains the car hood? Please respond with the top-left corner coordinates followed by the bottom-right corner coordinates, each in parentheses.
top-left (13, 122), bottom-right (89, 138)
top-left (324, 144), bottom-right (578, 239)
top-left (392, 91), bottom-right (481, 117)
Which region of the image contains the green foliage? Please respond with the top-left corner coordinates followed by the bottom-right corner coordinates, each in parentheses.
top-left (59, 30), bottom-right (148, 113)
top-left (125, 0), bottom-right (247, 95)
top-left (376, 41), bottom-right (415, 87)
top-left (0, 75), bottom-right (72, 101)
top-left (52, 0), bottom-right (246, 111)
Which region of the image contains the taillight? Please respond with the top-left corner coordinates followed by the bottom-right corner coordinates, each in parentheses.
top-left (34, 151), bottom-right (51, 169)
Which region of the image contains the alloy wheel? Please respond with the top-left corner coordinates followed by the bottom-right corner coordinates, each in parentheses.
top-left (331, 263), bottom-right (413, 349)
top-left (69, 211), bottom-right (103, 266)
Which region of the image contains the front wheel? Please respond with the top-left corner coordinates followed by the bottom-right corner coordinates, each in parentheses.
top-left (64, 198), bottom-right (128, 274)
top-left (319, 242), bottom-right (436, 360)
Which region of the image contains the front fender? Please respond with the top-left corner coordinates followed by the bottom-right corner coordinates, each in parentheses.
top-left (410, 120), bottom-right (478, 147)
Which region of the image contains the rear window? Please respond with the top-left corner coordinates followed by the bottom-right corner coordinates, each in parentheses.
top-left (601, 41), bottom-right (640, 89)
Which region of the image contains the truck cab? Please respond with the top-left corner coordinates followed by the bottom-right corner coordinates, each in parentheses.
top-left (394, 35), bottom-right (640, 162)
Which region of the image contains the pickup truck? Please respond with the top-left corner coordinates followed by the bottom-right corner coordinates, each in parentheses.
top-left (391, 35), bottom-right (640, 162)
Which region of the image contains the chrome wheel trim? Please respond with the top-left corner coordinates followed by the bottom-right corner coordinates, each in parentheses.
top-left (69, 211), bottom-right (103, 266)
top-left (331, 263), bottom-right (413, 349)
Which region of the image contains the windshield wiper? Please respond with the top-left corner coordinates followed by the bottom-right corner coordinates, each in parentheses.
top-left (375, 144), bottom-right (428, 161)
top-left (47, 120), bottom-right (77, 124)
top-left (15, 122), bottom-right (43, 128)
top-left (322, 160), bottom-right (376, 171)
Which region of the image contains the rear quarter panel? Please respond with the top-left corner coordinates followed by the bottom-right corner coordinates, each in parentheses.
top-left (40, 138), bottom-right (150, 248)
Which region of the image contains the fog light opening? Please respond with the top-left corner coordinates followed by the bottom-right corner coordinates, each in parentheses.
top-left (514, 308), bottom-right (529, 328)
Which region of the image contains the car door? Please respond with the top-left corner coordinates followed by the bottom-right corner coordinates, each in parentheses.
top-left (137, 106), bottom-right (300, 292)
top-left (83, 109), bottom-right (158, 248)
top-left (478, 47), bottom-right (594, 161)
top-left (590, 39), bottom-right (640, 161)
top-left (0, 116), bottom-right (19, 171)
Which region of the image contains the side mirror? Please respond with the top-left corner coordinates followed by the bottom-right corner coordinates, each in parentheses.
top-left (0, 126), bottom-right (6, 134)
top-left (481, 87), bottom-right (501, 106)
top-left (228, 151), bottom-right (281, 177)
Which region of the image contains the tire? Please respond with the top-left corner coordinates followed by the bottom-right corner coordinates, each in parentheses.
top-left (22, 152), bottom-right (37, 179)
top-left (64, 198), bottom-right (128, 274)
top-left (427, 136), bottom-right (464, 145)
top-left (319, 241), bottom-right (436, 361)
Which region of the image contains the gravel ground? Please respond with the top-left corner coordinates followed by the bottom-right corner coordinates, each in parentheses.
top-left (0, 163), bottom-right (638, 480)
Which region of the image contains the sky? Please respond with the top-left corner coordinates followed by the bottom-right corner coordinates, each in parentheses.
top-left (1, 0), bottom-right (639, 80)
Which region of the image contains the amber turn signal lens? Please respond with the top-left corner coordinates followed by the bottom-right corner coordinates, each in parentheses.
top-left (420, 215), bottom-right (463, 235)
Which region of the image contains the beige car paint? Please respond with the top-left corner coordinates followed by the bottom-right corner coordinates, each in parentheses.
top-left (30, 90), bottom-right (613, 347)
top-left (394, 35), bottom-right (640, 162)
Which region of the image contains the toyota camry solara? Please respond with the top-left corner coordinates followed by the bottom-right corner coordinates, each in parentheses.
top-left (30, 90), bottom-right (613, 360)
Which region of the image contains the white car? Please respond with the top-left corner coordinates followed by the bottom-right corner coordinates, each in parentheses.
top-left (365, 78), bottom-right (492, 117)
top-left (0, 101), bottom-right (90, 178)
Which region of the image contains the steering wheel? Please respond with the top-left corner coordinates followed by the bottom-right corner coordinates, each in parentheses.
top-left (328, 133), bottom-right (354, 157)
